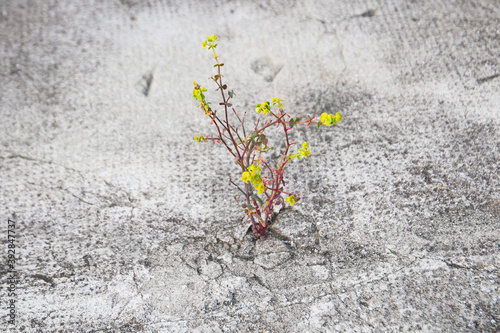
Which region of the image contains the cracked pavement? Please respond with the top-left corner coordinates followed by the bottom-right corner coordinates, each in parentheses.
top-left (0, 0), bottom-right (499, 332)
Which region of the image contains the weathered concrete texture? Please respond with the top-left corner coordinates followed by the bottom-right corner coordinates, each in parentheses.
top-left (0, 0), bottom-right (499, 332)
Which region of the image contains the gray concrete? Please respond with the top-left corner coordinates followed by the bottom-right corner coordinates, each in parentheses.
top-left (1, 0), bottom-right (499, 332)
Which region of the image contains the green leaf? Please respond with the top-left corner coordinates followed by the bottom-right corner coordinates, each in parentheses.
top-left (228, 90), bottom-right (235, 98)
top-left (317, 121), bottom-right (321, 128)
top-left (290, 118), bottom-right (295, 128)
top-left (247, 205), bottom-right (255, 210)
top-left (227, 103), bottom-right (232, 107)
top-left (251, 194), bottom-right (263, 206)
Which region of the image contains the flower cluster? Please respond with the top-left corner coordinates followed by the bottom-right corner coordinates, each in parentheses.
top-left (194, 135), bottom-right (207, 142)
top-left (272, 97), bottom-right (284, 109)
top-left (202, 35), bottom-right (218, 50)
top-left (192, 81), bottom-right (206, 102)
top-left (289, 142), bottom-right (311, 161)
top-left (202, 35), bottom-right (219, 59)
top-left (285, 195), bottom-right (297, 205)
top-left (320, 112), bottom-right (342, 126)
top-left (255, 101), bottom-right (271, 115)
top-left (192, 81), bottom-right (211, 115)
top-left (241, 165), bottom-right (265, 195)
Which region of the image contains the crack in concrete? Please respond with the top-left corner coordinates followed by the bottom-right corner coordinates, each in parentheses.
top-left (67, 190), bottom-right (97, 206)
top-left (477, 73), bottom-right (500, 84)
top-left (115, 270), bottom-right (146, 320)
top-left (4, 153), bottom-right (87, 179)
top-left (132, 269), bottom-right (145, 302)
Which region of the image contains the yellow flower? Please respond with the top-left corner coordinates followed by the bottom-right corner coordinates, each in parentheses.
top-left (207, 35), bottom-right (218, 42)
top-left (241, 171), bottom-right (251, 184)
top-left (248, 165), bottom-right (262, 173)
top-left (320, 113), bottom-right (328, 124)
top-left (295, 142), bottom-right (311, 160)
top-left (320, 112), bottom-right (342, 126)
top-left (335, 112), bottom-right (342, 123)
top-left (285, 195), bottom-right (296, 205)
top-left (242, 164), bottom-right (265, 194)
top-left (193, 86), bottom-right (207, 102)
top-left (255, 183), bottom-right (265, 195)
top-left (251, 174), bottom-right (263, 186)
top-left (202, 35), bottom-right (218, 50)
top-left (272, 97), bottom-right (283, 109)
top-left (255, 101), bottom-right (271, 115)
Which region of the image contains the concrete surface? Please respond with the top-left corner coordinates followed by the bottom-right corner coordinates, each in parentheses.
top-left (1, 0), bottom-right (499, 332)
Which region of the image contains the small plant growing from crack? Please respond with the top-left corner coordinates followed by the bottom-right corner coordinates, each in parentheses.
top-left (193, 35), bottom-right (342, 237)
